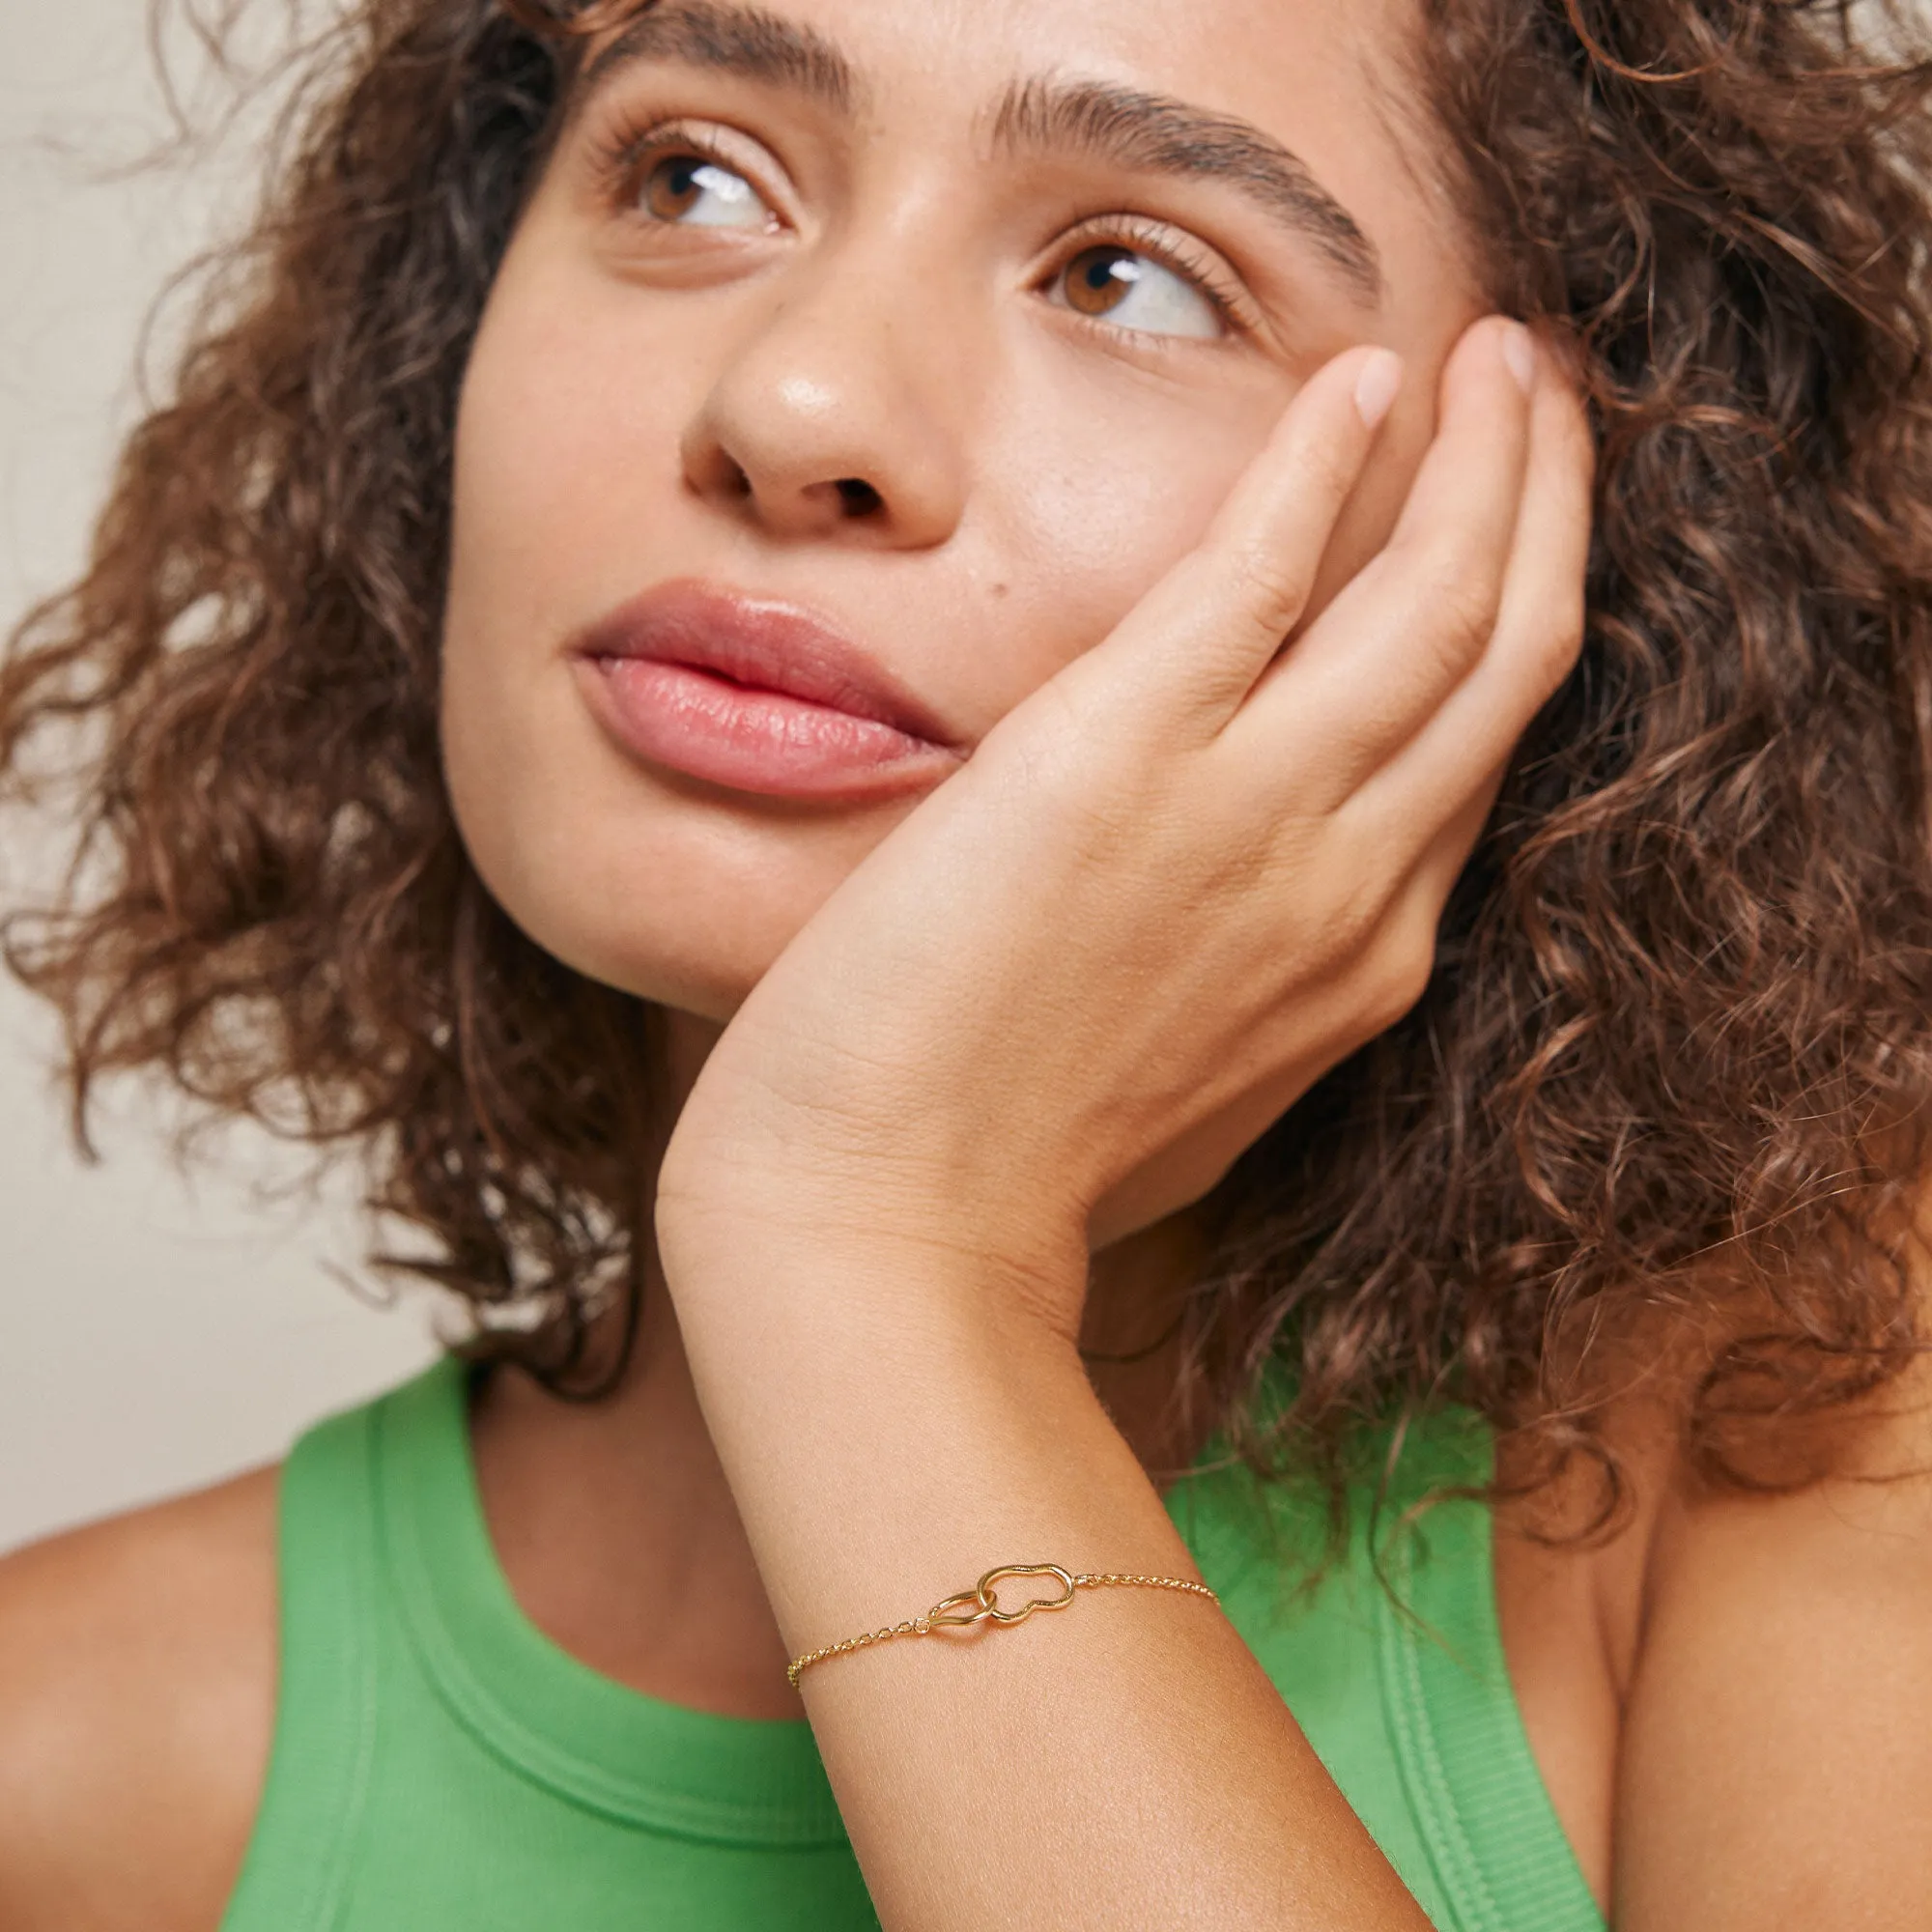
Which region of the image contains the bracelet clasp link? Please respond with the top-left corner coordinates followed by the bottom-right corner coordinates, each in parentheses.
top-left (788, 1561), bottom-right (1217, 1683)
top-left (919, 1562), bottom-right (1078, 1632)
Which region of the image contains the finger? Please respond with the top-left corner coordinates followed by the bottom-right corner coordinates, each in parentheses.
top-left (1059, 341), bottom-right (1405, 740)
top-left (1349, 776), bottom-right (1498, 1041)
top-left (1406, 769), bottom-right (1506, 928)
top-left (1349, 361), bottom-right (1595, 838)
top-left (1228, 315), bottom-right (1543, 801)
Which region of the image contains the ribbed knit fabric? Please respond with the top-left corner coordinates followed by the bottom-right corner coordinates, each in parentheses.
top-left (218, 1355), bottom-right (1605, 1932)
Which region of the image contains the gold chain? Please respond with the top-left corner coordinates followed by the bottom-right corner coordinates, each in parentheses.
top-left (786, 1561), bottom-right (1220, 1688)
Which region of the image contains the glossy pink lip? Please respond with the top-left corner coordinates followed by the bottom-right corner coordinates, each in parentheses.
top-left (569, 579), bottom-right (966, 801)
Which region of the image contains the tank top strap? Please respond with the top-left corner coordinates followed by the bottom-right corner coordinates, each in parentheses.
top-left (218, 1393), bottom-right (389, 1932)
top-left (1171, 1390), bottom-right (1605, 1932)
top-left (1369, 1411), bottom-right (1606, 1932)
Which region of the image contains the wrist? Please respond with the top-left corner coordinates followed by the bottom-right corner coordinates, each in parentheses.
top-left (669, 1266), bottom-right (1187, 1647)
top-left (654, 1165), bottom-right (1095, 1353)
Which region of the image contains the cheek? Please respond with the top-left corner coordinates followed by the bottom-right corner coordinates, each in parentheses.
top-left (980, 371), bottom-right (1277, 665)
top-left (446, 261), bottom-right (694, 624)
top-left (979, 364), bottom-right (1428, 670)
top-left (439, 261), bottom-right (699, 993)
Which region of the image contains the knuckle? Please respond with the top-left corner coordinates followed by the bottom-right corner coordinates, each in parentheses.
top-left (1546, 595), bottom-right (1588, 682)
top-left (1369, 917), bottom-right (1439, 1031)
top-left (1413, 548), bottom-right (1501, 664)
top-left (1299, 435), bottom-right (1366, 509)
top-left (1221, 538), bottom-right (1317, 634)
top-left (1316, 867), bottom-right (1396, 971)
top-left (1522, 584), bottom-right (1588, 700)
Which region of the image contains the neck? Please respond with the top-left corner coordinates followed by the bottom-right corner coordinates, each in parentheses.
top-left (467, 1009), bottom-right (1214, 1720)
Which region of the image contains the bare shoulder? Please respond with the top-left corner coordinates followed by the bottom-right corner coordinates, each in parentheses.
top-left (1615, 1364), bottom-right (1932, 1929)
top-left (0, 1464), bottom-right (281, 1932)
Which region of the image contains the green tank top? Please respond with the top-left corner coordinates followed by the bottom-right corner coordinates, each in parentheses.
top-left (218, 1355), bottom-right (1603, 1932)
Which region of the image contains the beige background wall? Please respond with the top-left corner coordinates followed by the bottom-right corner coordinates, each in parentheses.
top-left (0, 3), bottom-right (438, 1555)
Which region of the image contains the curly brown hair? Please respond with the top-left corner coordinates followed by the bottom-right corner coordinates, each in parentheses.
top-left (7, 0), bottom-right (1932, 1523)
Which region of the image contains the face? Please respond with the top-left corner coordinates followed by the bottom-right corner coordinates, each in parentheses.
top-left (441, 0), bottom-right (1485, 1023)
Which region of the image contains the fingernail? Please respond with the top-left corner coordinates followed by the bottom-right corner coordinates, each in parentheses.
top-left (1500, 321), bottom-right (1538, 395)
top-left (1353, 348), bottom-right (1404, 431)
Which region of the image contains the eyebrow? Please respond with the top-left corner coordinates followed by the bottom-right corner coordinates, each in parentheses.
top-left (572, 4), bottom-right (1383, 307)
top-left (988, 78), bottom-right (1383, 306)
top-left (576, 3), bottom-right (861, 120)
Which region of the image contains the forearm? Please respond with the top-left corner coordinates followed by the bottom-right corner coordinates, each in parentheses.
top-left (664, 1213), bottom-right (1432, 1932)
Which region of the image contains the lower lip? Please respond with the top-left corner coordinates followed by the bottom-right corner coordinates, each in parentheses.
top-left (576, 655), bottom-right (959, 801)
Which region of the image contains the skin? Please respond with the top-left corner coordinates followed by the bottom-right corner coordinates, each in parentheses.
top-left (3, 0), bottom-right (1932, 1926)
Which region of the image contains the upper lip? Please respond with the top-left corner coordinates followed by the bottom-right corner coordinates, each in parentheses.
top-left (572, 578), bottom-right (963, 751)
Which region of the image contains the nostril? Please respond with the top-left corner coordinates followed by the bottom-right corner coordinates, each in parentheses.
top-left (835, 477), bottom-right (883, 518)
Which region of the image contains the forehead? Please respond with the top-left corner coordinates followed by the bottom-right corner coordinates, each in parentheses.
top-left (739, 0), bottom-right (1396, 82)
top-left (582, 0), bottom-right (1420, 138)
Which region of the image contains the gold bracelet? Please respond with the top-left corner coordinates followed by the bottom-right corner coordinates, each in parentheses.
top-left (786, 1561), bottom-right (1220, 1688)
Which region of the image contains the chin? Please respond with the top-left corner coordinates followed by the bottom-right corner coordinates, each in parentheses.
top-left (456, 825), bottom-right (792, 1024)
top-left (441, 704), bottom-right (909, 1033)
top-left (584, 953), bottom-right (752, 1027)
top-left (497, 889), bottom-right (768, 1021)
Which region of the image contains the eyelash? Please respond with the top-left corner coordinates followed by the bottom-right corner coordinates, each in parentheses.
top-left (583, 111), bottom-right (1259, 344)
top-left (586, 113), bottom-right (781, 229)
top-left (1049, 213), bottom-right (1256, 341)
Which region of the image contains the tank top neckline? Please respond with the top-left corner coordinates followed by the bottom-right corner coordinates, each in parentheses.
top-left (372, 1355), bottom-right (1264, 1847)
top-left (375, 1354), bottom-right (847, 1846)
top-left (363, 1351), bottom-right (1600, 1923)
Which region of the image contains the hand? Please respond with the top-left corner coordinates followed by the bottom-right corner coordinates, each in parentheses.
top-left (656, 316), bottom-right (1595, 1341)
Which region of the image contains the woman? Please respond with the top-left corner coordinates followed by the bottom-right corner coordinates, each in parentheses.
top-left (2, 0), bottom-right (1930, 1924)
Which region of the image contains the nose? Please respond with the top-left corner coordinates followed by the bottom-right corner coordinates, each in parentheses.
top-left (679, 253), bottom-right (972, 549)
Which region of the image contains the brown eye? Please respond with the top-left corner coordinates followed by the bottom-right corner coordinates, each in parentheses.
top-left (638, 153), bottom-right (769, 229)
top-left (1048, 242), bottom-right (1224, 340)
top-left (1061, 245), bottom-right (1141, 317)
